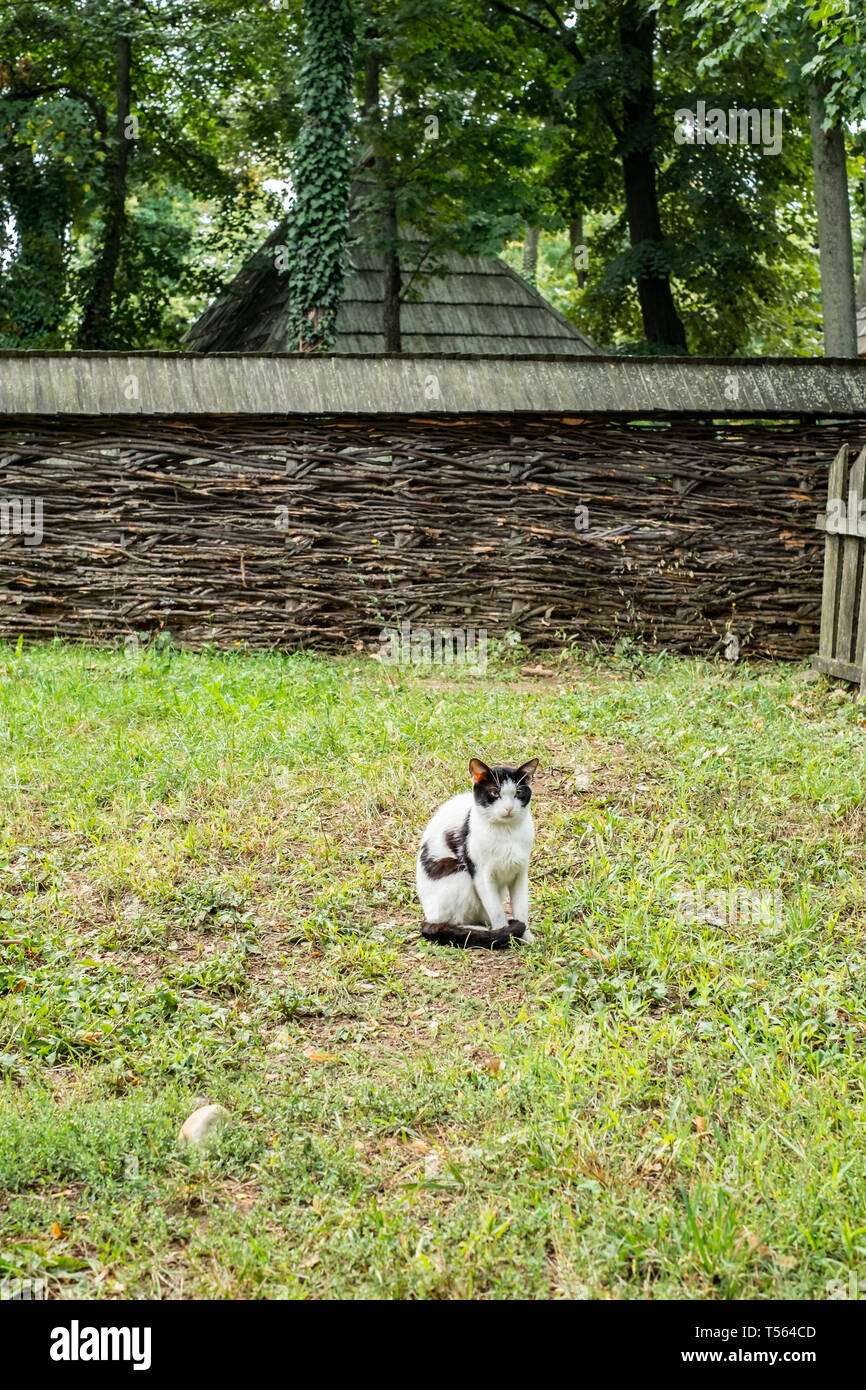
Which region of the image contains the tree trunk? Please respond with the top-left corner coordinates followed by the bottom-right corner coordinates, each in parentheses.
top-left (522, 226), bottom-right (540, 283)
top-left (364, 52), bottom-right (401, 352)
top-left (854, 174), bottom-right (865, 342)
top-left (289, 0), bottom-right (354, 352)
top-left (78, 29), bottom-right (131, 348)
top-left (381, 226), bottom-right (401, 352)
top-left (618, 3), bottom-right (687, 351)
top-left (809, 86), bottom-right (858, 357)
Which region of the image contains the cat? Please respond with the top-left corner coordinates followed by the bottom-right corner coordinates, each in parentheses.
top-left (416, 757), bottom-right (539, 947)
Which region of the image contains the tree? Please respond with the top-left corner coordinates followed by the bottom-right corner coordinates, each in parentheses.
top-left (619, 0), bottom-right (688, 349)
top-left (682, 0), bottom-right (863, 356)
top-left (361, 37), bottom-right (401, 351)
top-left (78, 2), bottom-right (132, 347)
top-left (804, 0), bottom-right (864, 353)
top-left (286, 0), bottom-right (355, 352)
top-left (486, 0), bottom-right (688, 350)
top-left (809, 82), bottom-right (858, 354)
top-left (351, 0), bottom-right (543, 350)
top-left (0, 0), bottom-right (299, 349)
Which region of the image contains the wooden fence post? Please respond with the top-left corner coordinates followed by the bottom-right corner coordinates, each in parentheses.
top-left (815, 443), bottom-right (866, 691)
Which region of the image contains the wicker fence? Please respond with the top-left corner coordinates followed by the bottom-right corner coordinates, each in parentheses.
top-left (0, 413), bottom-right (855, 657)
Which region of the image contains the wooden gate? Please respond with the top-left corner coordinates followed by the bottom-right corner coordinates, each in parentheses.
top-left (815, 443), bottom-right (866, 692)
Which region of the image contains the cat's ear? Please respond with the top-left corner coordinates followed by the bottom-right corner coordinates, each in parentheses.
top-left (517, 758), bottom-right (539, 782)
top-left (469, 758), bottom-right (492, 784)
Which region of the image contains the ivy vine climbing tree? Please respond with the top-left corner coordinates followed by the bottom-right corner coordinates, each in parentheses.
top-left (287, 0), bottom-right (355, 352)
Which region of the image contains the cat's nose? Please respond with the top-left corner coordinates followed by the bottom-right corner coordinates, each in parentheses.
top-left (502, 803), bottom-right (514, 816)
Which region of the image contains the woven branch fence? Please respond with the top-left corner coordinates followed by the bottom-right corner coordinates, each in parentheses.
top-left (0, 414), bottom-right (856, 657)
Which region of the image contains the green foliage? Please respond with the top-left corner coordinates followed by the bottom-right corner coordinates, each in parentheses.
top-left (683, 0), bottom-right (866, 124)
top-left (286, 0), bottom-right (355, 351)
top-left (485, 0), bottom-right (828, 353)
top-left (350, 1), bottom-right (542, 299)
top-left (1, 0), bottom-right (863, 353)
top-left (0, 0), bottom-right (299, 348)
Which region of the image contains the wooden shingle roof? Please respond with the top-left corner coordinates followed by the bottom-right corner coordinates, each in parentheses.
top-left (184, 223), bottom-right (598, 357)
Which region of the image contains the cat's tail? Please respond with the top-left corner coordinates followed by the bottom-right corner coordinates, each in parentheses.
top-left (421, 919), bottom-right (526, 950)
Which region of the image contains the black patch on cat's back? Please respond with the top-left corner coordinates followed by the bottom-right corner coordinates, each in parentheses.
top-left (445, 812), bottom-right (476, 876)
top-left (420, 811), bottom-right (475, 879)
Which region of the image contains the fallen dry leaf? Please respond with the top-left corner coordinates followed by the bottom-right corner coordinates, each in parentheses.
top-left (520, 663), bottom-right (556, 678)
top-left (302, 1046), bottom-right (337, 1062)
top-left (581, 1153), bottom-right (609, 1185)
top-left (743, 1230), bottom-right (771, 1257)
top-left (50, 1222), bottom-right (63, 1240)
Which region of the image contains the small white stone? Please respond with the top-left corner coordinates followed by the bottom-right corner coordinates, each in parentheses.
top-left (178, 1103), bottom-right (230, 1148)
top-left (574, 769), bottom-right (592, 791)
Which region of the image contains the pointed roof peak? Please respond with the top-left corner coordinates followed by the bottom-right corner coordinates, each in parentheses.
top-left (185, 218), bottom-right (598, 357)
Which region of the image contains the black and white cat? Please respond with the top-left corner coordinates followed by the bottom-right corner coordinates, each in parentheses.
top-left (416, 758), bottom-right (539, 946)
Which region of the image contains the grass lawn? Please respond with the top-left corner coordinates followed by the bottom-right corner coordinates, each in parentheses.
top-left (1, 639), bottom-right (865, 1301)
